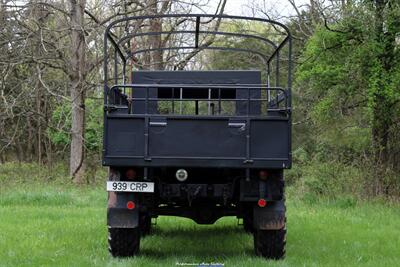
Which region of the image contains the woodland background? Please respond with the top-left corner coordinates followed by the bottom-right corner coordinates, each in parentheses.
top-left (1, 0), bottom-right (399, 200)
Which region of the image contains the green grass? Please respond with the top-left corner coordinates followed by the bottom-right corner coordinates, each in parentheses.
top-left (1, 184), bottom-right (400, 267)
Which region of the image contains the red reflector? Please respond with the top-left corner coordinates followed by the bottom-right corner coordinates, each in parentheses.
top-left (258, 198), bottom-right (267, 208)
top-left (126, 169), bottom-right (136, 180)
top-left (126, 201), bottom-right (135, 210)
top-left (259, 170), bottom-right (268, 180)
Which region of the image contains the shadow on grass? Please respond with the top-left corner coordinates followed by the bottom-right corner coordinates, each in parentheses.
top-left (139, 224), bottom-right (255, 259)
top-left (152, 224), bottom-right (242, 237)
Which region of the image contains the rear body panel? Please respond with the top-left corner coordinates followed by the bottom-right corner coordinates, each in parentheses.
top-left (103, 70), bottom-right (291, 169)
top-left (103, 116), bottom-right (290, 168)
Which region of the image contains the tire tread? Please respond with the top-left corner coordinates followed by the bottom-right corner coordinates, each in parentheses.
top-left (254, 226), bottom-right (286, 259)
top-left (108, 228), bottom-right (140, 257)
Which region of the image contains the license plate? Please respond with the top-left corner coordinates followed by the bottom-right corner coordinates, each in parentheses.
top-left (106, 181), bottom-right (154, 193)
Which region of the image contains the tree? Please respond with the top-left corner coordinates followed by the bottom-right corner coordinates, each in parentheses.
top-left (370, 0), bottom-right (400, 167)
top-left (296, 0), bottom-right (400, 194)
top-left (68, 0), bottom-right (87, 183)
top-left (0, 0), bottom-right (227, 182)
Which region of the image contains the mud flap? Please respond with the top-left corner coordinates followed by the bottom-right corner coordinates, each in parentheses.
top-left (253, 200), bottom-right (285, 230)
top-left (107, 192), bottom-right (139, 228)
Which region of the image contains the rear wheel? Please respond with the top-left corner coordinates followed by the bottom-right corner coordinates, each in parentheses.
top-left (108, 227), bottom-right (140, 257)
top-left (254, 226), bottom-right (286, 259)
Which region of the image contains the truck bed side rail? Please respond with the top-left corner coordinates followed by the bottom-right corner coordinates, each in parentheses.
top-left (105, 84), bottom-right (290, 118)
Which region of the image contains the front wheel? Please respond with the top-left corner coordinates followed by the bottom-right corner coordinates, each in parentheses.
top-left (108, 227), bottom-right (140, 257)
top-left (139, 214), bottom-right (152, 236)
top-left (243, 216), bottom-right (254, 233)
top-left (254, 227), bottom-right (286, 259)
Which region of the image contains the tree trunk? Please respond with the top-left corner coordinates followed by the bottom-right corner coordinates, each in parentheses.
top-left (69, 0), bottom-right (86, 183)
top-left (148, 0), bottom-right (163, 70)
top-left (371, 0), bottom-right (397, 194)
top-left (36, 75), bottom-right (42, 165)
top-left (372, 0), bottom-right (391, 164)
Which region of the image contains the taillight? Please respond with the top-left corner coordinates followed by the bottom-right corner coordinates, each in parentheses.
top-left (126, 169), bottom-right (136, 180)
top-left (258, 198), bottom-right (267, 207)
top-left (126, 201), bottom-right (135, 210)
top-left (259, 170), bottom-right (268, 180)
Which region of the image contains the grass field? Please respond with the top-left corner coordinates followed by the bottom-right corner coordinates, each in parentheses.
top-left (1, 183), bottom-right (400, 267)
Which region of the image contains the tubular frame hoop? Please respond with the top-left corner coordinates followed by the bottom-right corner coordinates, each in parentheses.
top-left (103, 14), bottom-right (292, 94)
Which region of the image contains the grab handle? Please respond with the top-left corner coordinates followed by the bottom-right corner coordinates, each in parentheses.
top-left (149, 121), bottom-right (167, 127)
top-left (228, 122), bottom-right (245, 128)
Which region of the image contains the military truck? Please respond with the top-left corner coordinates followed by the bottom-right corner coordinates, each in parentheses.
top-left (103, 14), bottom-right (292, 259)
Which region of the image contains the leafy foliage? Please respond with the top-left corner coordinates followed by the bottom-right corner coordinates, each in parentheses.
top-left (296, 25), bottom-right (373, 158)
top-left (294, 2), bottom-right (400, 195)
top-left (48, 99), bottom-right (103, 153)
